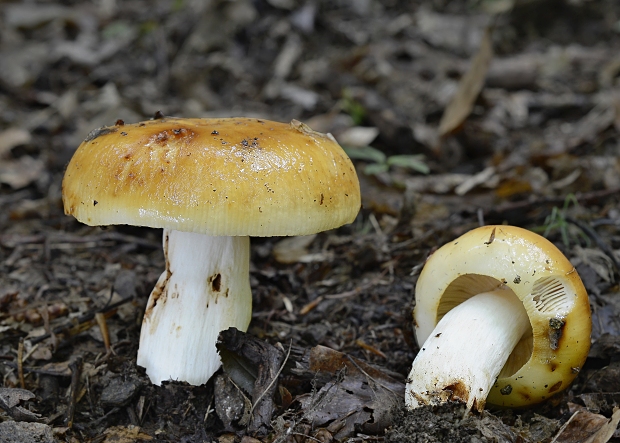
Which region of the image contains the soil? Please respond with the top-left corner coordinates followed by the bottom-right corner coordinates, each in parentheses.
top-left (1, 0), bottom-right (620, 442)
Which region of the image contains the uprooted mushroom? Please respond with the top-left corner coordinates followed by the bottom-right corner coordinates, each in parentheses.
top-left (406, 225), bottom-right (591, 411)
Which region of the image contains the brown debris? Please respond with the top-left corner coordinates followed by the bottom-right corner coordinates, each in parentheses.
top-left (295, 345), bottom-right (405, 439)
top-left (438, 26), bottom-right (494, 138)
top-left (0, 388), bottom-right (41, 422)
top-left (552, 404), bottom-right (620, 443)
top-left (218, 328), bottom-right (284, 435)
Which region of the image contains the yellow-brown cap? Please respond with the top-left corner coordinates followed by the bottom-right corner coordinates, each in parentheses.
top-left (62, 117), bottom-right (361, 236)
top-left (414, 225), bottom-right (591, 408)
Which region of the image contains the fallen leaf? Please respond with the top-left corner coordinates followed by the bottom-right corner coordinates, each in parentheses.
top-left (573, 246), bottom-right (615, 284)
top-left (564, 101), bottom-right (617, 151)
top-left (0, 156), bottom-right (45, 189)
top-left (272, 234), bottom-right (318, 264)
top-left (454, 166), bottom-right (498, 195)
top-left (336, 126), bottom-right (379, 147)
top-left (551, 404), bottom-right (620, 443)
top-left (0, 128), bottom-right (31, 157)
top-left (585, 408), bottom-right (620, 443)
top-left (439, 26), bottom-right (494, 137)
top-left (218, 328), bottom-right (284, 433)
top-left (0, 388), bottom-right (41, 422)
top-left (0, 388), bottom-right (35, 409)
top-left (214, 374), bottom-right (250, 431)
top-left (405, 173), bottom-right (472, 194)
top-left (298, 345), bottom-right (404, 439)
top-left (308, 345), bottom-right (404, 393)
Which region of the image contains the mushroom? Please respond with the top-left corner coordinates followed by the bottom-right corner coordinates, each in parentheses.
top-left (62, 117), bottom-right (361, 385)
top-left (406, 225), bottom-right (591, 412)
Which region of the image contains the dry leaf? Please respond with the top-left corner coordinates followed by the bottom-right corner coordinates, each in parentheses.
top-left (573, 247), bottom-right (615, 284)
top-left (438, 26), bottom-right (494, 137)
top-left (272, 234), bottom-right (326, 264)
top-left (565, 102), bottom-right (617, 151)
top-left (0, 388), bottom-right (41, 422)
top-left (454, 166), bottom-right (498, 195)
top-left (551, 404), bottom-right (620, 443)
top-left (585, 408), bottom-right (620, 443)
top-left (0, 128), bottom-right (31, 157)
top-left (0, 156), bottom-right (45, 189)
top-left (298, 345), bottom-right (405, 439)
top-left (336, 126), bottom-right (380, 147)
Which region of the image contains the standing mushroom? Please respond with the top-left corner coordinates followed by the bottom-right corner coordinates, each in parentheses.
top-left (406, 225), bottom-right (591, 411)
top-left (62, 117), bottom-right (361, 385)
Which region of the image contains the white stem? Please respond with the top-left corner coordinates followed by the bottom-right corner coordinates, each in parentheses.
top-left (137, 229), bottom-right (251, 385)
top-left (405, 288), bottom-right (530, 412)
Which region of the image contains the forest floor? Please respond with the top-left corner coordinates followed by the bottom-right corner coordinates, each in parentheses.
top-left (1, 0), bottom-right (620, 442)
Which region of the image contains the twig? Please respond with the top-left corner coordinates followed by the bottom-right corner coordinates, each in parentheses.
top-left (29, 296), bottom-right (133, 345)
top-left (17, 339), bottom-right (25, 389)
top-left (203, 399), bottom-right (214, 424)
top-left (95, 312), bottom-right (114, 356)
top-left (39, 302), bottom-right (58, 351)
top-left (299, 296), bottom-right (323, 315)
top-left (324, 269), bottom-right (389, 300)
top-left (356, 339), bottom-right (387, 359)
top-left (66, 357), bottom-right (82, 428)
top-left (22, 343), bottom-right (40, 362)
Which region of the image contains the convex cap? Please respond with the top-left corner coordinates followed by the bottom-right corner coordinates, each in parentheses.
top-left (63, 117), bottom-right (361, 236)
top-left (414, 225), bottom-right (591, 408)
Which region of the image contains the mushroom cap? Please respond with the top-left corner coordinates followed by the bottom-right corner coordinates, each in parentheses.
top-left (414, 225), bottom-right (591, 408)
top-left (62, 117), bottom-right (361, 236)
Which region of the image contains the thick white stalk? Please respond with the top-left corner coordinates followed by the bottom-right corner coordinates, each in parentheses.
top-left (405, 288), bottom-right (530, 412)
top-left (137, 229), bottom-right (252, 385)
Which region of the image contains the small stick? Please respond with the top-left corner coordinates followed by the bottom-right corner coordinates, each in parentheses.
top-left (17, 338), bottom-right (25, 388)
top-left (66, 357), bottom-right (82, 429)
top-left (95, 312), bottom-right (113, 356)
top-left (324, 269), bottom-right (389, 300)
top-left (355, 338), bottom-right (387, 359)
top-left (299, 296), bottom-right (323, 315)
top-left (39, 303), bottom-right (58, 350)
top-left (30, 296), bottom-right (133, 345)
